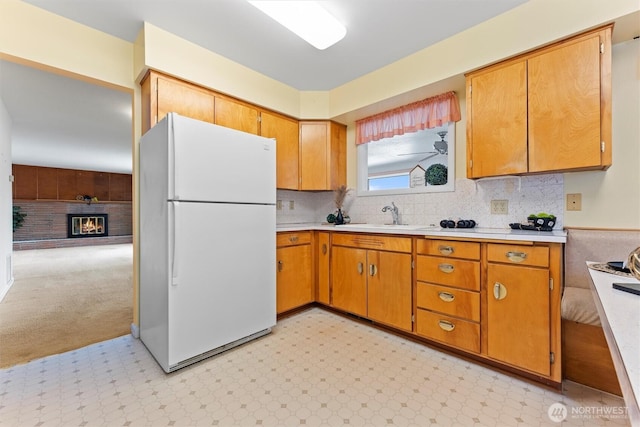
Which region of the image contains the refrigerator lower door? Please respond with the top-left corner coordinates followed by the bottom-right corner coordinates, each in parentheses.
top-left (167, 201), bottom-right (276, 369)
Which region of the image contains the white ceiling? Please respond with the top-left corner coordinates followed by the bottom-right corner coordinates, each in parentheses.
top-left (2, 1), bottom-right (637, 175)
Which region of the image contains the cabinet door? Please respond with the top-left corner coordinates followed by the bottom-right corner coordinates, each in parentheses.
top-left (276, 245), bottom-right (312, 314)
top-left (37, 167), bottom-right (58, 199)
top-left (157, 76), bottom-right (214, 126)
top-left (76, 170), bottom-right (95, 197)
top-left (467, 60), bottom-right (528, 178)
top-left (261, 111), bottom-right (299, 190)
top-left (331, 246), bottom-right (367, 317)
top-left (367, 250), bottom-right (412, 331)
top-left (57, 168), bottom-right (78, 200)
top-left (316, 232), bottom-right (331, 305)
top-left (109, 173), bottom-right (131, 201)
top-left (487, 263), bottom-right (550, 376)
top-left (528, 34), bottom-right (602, 172)
top-left (215, 97), bottom-right (259, 134)
top-left (12, 165), bottom-right (38, 200)
top-left (299, 122), bottom-right (328, 190)
top-left (93, 172), bottom-right (110, 201)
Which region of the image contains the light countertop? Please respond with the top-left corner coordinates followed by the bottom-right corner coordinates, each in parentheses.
top-left (276, 223), bottom-right (567, 243)
top-left (588, 263), bottom-right (640, 425)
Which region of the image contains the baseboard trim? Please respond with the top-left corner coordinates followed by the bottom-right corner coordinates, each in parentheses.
top-left (130, 323), bottom-right (140, 338)
top-left (0, 278), bottom-right (14, 303)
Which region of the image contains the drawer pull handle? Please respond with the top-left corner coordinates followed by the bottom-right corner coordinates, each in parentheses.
top-left (357, 262), bottom-right (364, 275)
top-left (438, 245), bottom-right (454, 256)
top-left (438, 320), bottom-right (455, 332)
top-left (506, 251), bottom-right (527, 263)
top-left (438, 263), bottom-right (454, 273)
top-left (322, 243), bottom-right (327, 255)
top-left (369, 264), bottom-right (377, 277)
top-left (289, 236), bottom-right (299, 243)
top-left (438, 292), bottom-right (455, 302)
top-left (493, 282), bottom-right (507, 300)
top-left (277, 260), bottom-right (283, 272)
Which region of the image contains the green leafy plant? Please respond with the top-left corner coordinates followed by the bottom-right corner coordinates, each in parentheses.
top-left (13, 206), bottom-right (27, 232)
top-left (425, 163), bottom-right (448, 186)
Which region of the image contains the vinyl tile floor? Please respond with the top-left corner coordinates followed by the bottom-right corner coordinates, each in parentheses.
top-left (0, 308), bottom-right (630, 427)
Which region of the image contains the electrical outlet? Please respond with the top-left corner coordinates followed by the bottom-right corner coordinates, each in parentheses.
top-left (567, 193), bottom-right (582, 211)
top-left (276, 200), bottom-right (283, 211)
top-left (490, 199), bottom-right (509, 215)
top-left (289, 200), bottom-right (295, 210)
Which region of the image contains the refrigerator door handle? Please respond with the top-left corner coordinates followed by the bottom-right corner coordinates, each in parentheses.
top-left (170, 201), bottom-right (179, 286)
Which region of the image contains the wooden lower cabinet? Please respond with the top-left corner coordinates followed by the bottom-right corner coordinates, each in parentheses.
top-left (316, 232), bottom-right (331, 305)
top-left (331, 234), bottom-right (412, 331)
top-left (486, 243), bottom-right (555, 377)
top-left (276, 232), bottom-right (313, 314)
top-left (331, 246), bottom-right (368, 317)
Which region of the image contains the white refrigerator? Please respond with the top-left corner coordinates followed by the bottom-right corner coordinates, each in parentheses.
top-left (139, 113), bottom-right (276, 373)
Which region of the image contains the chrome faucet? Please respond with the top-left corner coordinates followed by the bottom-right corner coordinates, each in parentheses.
top-left (382, 202), bottom-right (399, 225)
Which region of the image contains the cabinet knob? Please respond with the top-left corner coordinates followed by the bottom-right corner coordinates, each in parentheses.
top-left (289, 236), bottom-right (299, 243)
top-left (493, 282), bottom-right (507, 300)
top-left (438, 245), bottom-right (454, 256)
top-left (438, 292), bottom-right (455, 302)
top-left (438, 263), bottom-right (455, 273)
top-left (506, 251), bottom-right (527, 263)
top-left (438, 320), bottom-right (455, 332)
top-left (277, 260), bottom-right (283, 272)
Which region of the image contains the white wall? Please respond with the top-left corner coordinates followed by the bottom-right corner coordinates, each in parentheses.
top-left (564, 38), bottom-right (640, 228)
top-left (0, 98), bottom-right (13, 302)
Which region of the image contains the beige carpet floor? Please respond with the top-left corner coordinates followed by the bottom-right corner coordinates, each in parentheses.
top-left (0, 244), bottom-right (133, 368)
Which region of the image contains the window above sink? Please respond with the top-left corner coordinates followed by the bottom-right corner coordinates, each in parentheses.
top-left (356, 122), bottom-right (455, 196)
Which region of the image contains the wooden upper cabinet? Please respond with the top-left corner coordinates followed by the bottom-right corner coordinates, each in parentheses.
top-left (93, 172), bottom-right (110, 201)
top-left (12, 165), bottom-right (38, 199)
top-left (261, 111), bottom-right (299, 190)
top-left (466, 60), bottom-right (528, 178)
top-left (299, 121), bottom-right (346, 191)
top-left (57, 168), bottom-right (78, 200)
top-left (110, 173), bottom-right (132, 201)
top-left (37, 167), bottom-right (58, 199)
top-left (141, 70), bottom-right (214, 133)
top-left (214, 96), bottom-right (259, 134)
top-left (466, 25), bottom-right (612, 179)
top-left (528, 32), bottom-right (605, 172)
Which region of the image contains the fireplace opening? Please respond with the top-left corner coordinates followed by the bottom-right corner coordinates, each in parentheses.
top-left (67, 214), bottom-right (109, 238)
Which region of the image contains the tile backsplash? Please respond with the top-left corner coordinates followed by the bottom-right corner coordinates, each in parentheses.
top-left (277, 174), bottom-right (564, 230)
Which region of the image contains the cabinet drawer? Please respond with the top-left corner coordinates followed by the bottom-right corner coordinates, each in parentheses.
top-left (487, 244), bottom-right (549, 267)
top-left (416, 309), bottom-right (480, 353)
top-left (416, 256), bottom-right (480, 291)
top-left (417, 239), bottom-right (480, 260)
top-left (332, 233), bottom-right (411, 253)
top-left (277, 231), bottom-right (311, 247)
top-left (416, 283), bottom-right (480, 322)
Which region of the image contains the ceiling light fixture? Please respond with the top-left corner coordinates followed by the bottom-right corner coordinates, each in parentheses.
top-left (248, 1), bottom-right (346, 50)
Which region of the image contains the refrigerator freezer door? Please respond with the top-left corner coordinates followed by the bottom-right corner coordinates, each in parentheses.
top-left (169, 114), bottom-right (276, 205)
top-left (167, 201), bottom-right (276, 367)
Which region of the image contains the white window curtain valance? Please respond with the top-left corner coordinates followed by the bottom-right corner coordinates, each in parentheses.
top-left (355, 91), bottom-right (461, 145)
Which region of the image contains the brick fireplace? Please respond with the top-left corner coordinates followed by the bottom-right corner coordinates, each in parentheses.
top-left (13, 201), bottom-right (131, 250)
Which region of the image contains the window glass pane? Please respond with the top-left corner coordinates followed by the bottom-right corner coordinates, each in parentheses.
top-left (368, 174), bottom-right (409, 191)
